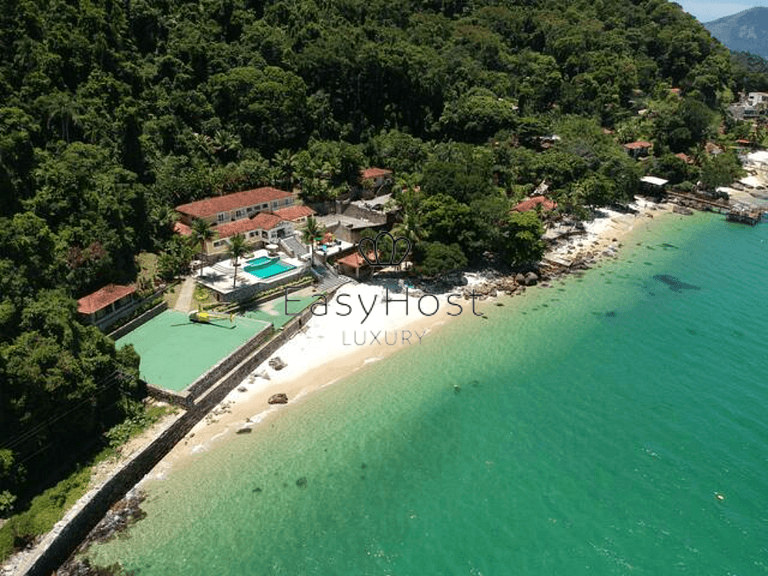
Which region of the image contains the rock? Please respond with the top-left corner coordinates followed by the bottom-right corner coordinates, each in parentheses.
top-left (268, 393), bottom-right (288, 405)
top-left (236, 427), bottom-right (252, 434)
top-left (515, 273), bottom-right (526, 285)
top-left (525, 272), bottom-right (539, 286)
top-left (255, 370), bottom-right (271, 380)
top-left (268, 357), bottom-right (287, 370)
top-left (672, 205), bottom-right (693, 216)
top-left (237, 386), bottom-right (247, 392)
top-left (296, 477), bottom-right (308, 488)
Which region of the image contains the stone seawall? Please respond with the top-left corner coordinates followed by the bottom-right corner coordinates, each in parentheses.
top-left (108, 300), bottom-right (168, 341)
top-left (184, 323), bottom-right (272, 399)
top-left (145, 384), bottom-right (193, 409)
top-left (19, 306), bottom-right (317, 576)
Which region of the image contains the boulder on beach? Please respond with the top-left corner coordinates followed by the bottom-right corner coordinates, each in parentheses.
top-left (268, 357), bottom-right (287, 370)
top-left (268, 393), bottom-right (289, 405)
top-left (525, 272), bottom-right (539, 285)
top-left (515, 273), bottom-right (526, 285)
top-left (236, 427), bottom-right (252, 434)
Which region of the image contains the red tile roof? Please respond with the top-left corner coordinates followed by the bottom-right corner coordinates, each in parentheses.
top-left (512, 196), bottom-right (558, 213)
top-left (215, 213), bottom-right (286, 239)
top-left (736, 139), bottom-right (752, 145)
top-left (675, 152), bottom-right (694, 164)
top-left (175, 187), bottom-right (293, 219)
top-left (78, 284), bottom-right (136, 315)
top-left (623, 141), bottom-right (652, 150)
top-left (361, 167), bottom-right (393, 180)
top-left (274, 205), bottom-right (316, 221)
top-left (213, 212), bottom-right (285, 238)
top-left (337, 252), bottom-right (374, 269)
top-left (173, 221), bottom-right (192, 236)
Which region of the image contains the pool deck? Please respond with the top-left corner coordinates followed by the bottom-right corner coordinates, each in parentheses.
top-left (195, 250), bottom-right (307, 297)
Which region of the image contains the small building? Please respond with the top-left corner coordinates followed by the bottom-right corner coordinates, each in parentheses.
top-left (274, 204), bottom-right (316, 226)
top-left (78, 284), bottom-right (138, 331)
top-left (335, 251), bottom-right (372, 279)
top-left (640, 175), bottom-right (668, 195)
top-left (675, 152), bottom-right (694, 165)
top-left (361, 168), bottom-right (393, 189)
top-left (747, 92), bottom-right (768, 108)
top-left (512, 196), bottom-right (558, 213)
top-left (623, 141), bottom-right (653, 159)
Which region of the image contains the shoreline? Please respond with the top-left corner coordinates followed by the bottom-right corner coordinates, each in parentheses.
top-left (142, 195), bottom-right (678, 482)
top-left (1, 195), bottom-right (683, 576)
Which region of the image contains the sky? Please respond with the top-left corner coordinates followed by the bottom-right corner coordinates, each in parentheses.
top-left (676, 1), bottom-right (768, 22)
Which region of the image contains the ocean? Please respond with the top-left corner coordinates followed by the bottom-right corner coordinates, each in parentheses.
top-left (91, 211), bottom-right (768, 575)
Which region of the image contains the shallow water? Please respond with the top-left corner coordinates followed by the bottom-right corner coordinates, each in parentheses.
top-left (93, 212), bottom-right (768, 575)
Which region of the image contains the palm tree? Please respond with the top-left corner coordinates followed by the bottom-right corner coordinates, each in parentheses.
top-left (301, 216), bottom-right (325, 266)
top-left (190, 218), bottom-right (215, 276)
top-left (227, 233), bottom-right (248, 288)
top-left (273, 148), bottom-right (295, 191)
top-left (392, 210), bottom-right (426, 266)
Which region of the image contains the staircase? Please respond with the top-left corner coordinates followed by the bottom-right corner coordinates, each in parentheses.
top-left (280, 235), bottom-right (308, 257)
top-left (313, 264), bottom-right (353, 293)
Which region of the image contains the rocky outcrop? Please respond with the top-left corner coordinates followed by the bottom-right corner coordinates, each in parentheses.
top-left (268, 393), bottom-right (288, 405)
top-left (268, 357), bottom-right (287, 370)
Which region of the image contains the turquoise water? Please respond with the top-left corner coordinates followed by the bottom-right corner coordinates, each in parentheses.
top-left (93, 212), bottom-right (768, 574)
top-left (244, 256), bottom-right (295, 279)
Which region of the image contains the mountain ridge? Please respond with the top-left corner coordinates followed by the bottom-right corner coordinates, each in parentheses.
top-left (704, 7), bottom-right (768, 59)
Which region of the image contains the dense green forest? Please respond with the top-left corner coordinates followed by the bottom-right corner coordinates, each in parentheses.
top-left (0, 0), bottom-right (760, 524)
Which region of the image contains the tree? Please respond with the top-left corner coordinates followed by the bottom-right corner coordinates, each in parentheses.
top-left (189, 218), bottom-right (215, 276)
top-left (500, 211), bottom-right (545, 267)
top-left (413, 241), bottom-right (468, 277)
top-left (301, 216), bottom-right (325, 265)
top-left (227, 234), bottom-right (248, 288)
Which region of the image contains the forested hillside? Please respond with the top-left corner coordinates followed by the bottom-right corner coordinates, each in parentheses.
top-left (0, 0), bottom-right (748, 521)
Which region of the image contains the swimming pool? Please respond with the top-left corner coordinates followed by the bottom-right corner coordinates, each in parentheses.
top-left (244, 256), bottom-right (295, 279)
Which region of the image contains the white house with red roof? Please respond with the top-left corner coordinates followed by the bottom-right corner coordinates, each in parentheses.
top-left (174, 187), bottom-right (300, 256)
top-left (77, 284), bottom-right (138, 330)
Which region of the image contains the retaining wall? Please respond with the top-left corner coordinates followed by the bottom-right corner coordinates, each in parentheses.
top-left (21, 304), bottom-right (317, 576)
top-left (184, 323), bottom-right (273, 399)
top-left (108, 300), bottom-right (168, 341)
top-left (145, 384), bottom-right (193, 409)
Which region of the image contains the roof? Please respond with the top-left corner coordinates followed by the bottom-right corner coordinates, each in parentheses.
top-left (173, 221), bottom-right (192, 236)
top-left (215, 212), bottom-right (285, 239)
top-left (512, 196), bottom-right (558, 213)
top-left (337, 251), bottom-right (374, 269)
top-left (175, 187), bottom-right (293, 219)
top-left (274, 205), bottom-right (316, 221)
top-left (675, 152), bottom-right (694, 164)
top-left (736, 139), bottom-right (752, 145)
top-left (78, 284), bottom-right (136, 315)
top-left (640, 176), bottom-right (669, 186)
top-left (623, 141), bottom-right (652, 150)
top-left (361, 167), bottom-right (393, 180)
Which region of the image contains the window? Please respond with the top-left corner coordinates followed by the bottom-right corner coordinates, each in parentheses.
top-left (217, 213), bottom-right (227, 223)
top-left (213, 239), bottom-right (227, 248)
top-left (235, 209), bottom-right (244, 219)
top-left (261, 203), bottom-right (268, 210)
top-left (261, 231), bottom-right (268, 239)
top-left (247, 206), bottom-right (254, 213)
top-left (284, 198), bottom-right (292, 206)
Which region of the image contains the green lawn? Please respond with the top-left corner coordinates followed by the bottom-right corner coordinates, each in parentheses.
top-left (116, 310), bottom-right (270, 392)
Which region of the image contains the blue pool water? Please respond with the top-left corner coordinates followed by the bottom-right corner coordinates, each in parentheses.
top-left (243, 256), bottom-right (295, 279)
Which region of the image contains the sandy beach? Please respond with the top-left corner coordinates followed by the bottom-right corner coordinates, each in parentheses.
top-left (143, 195), bottom-right (676, 481)
top-left (145, 281), bottom-right (460, 479)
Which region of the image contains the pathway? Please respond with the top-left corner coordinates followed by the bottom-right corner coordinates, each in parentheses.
top-left (174, 276), bottom-right (196, 312)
